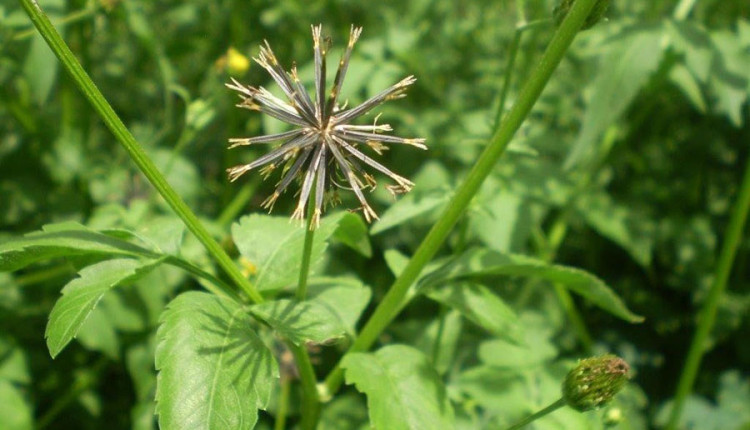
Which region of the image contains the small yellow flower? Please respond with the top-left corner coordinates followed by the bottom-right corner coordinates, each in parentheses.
top-left (226, 47), bottom-right (251, 75)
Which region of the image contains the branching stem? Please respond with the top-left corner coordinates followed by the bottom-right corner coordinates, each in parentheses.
top-left (17, 0), bottom-right (264, 304)
top-left (323, 0), bottom-right (600, 394)
top-left (504, 398), bottom-right (566, 430)
top-left (667, 153), bottom-right (750, 429)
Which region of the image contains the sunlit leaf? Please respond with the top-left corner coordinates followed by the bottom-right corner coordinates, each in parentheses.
top-left (421, 248), bottom-right (643, 322)
top-left (155, 292), bottom-right (278, 430)
top-left (425, 282), bottom-right (523, 343)
top-left (45, 258), bottom-right (163, 358)
top-left (342, 345), bottom-right (454, 430)
top-left (0, 222), bottom-right (157, 272)
top-left (308, 277), bottom-right (372, 336)
top-left (232, 212), bottom-right (348, 291)
top-left (248, 298), bottom-right (347, 345)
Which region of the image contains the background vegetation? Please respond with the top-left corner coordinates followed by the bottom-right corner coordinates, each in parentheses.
top-left (1, 0), bottom-right (749, 429)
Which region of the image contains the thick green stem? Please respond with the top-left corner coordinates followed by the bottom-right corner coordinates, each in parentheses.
top-left (287, 186), bottom-right (322, 428)
top-left (323, 0), bottom-right (599, 394)
top-left (289, 343), bottom-right (320, 430)
top-left (505, 398), bottom-right (567, 430)
top-left (18, 0), bottom-right (263, 304)
top-left (296, 192), bottom-right (317, 301)
top-left (274, 374), bottom-right (291, 430)
top-left (666, 154), bottom-right (750, 429)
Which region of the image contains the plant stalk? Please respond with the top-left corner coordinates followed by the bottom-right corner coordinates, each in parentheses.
top-left (666, 153), bottom-right (750, 429)
top-left (289, 343), bottom-right (320, 430)
top-left (296, 189), bottom-right (317, 301)
top-left (323, 0), bottom-right (600, 394)
top-left (17, 0), bottom-right (264, 304)
top-left (274, 374), bottom-right (292, 430)
top-left (287, 183), bottom-right (321, 428)
top-left (505, 398), bottom-right (567, 430)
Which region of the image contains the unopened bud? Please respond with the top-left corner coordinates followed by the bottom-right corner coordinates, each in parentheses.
top-left (554, 0), bottom-right (611, 30)
top-left (562, 355), bottom-right (630, 412)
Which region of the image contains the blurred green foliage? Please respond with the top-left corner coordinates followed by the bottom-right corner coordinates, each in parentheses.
top-left (1, 0), bottom-right (750, 429)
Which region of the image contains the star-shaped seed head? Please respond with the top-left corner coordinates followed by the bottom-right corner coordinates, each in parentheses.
top-left (226, 25), bottom-right (426, 229)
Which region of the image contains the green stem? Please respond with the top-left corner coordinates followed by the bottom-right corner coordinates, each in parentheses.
top-left (274, 374), bottom-right (291, 430)
top-left (296, 201), bottom-right (317, 301)
top-left (287, 185), bottom-right (321, 428)
top-left (289, 343), bottom-right (320, 430)
top-left (666, 153), bottom-right (750, 429)
top-left (18, 0), bottom-right (263, 304)
top-left (504, 398), bottom-right (566, 430)
top-left (217, 181), bottom-right (256, 227)
top-left (162, 256), bottom-right (240, 301)
top-left (322, 0), bottom-right (599, 395)
top-left (495, 19), bottom-right (550, 128)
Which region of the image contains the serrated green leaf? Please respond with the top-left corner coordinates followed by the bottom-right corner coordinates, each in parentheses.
top-left (231, 212), bottom-right (347, 291)
top-left (425, 282), bottom-right (523, 343)
top-left (341, 345), bottom-right (454, 430)
top-left (0, 380), bottom-right (33, 430)
top-left (308, 277), bottom-right (372, 336)
top-left (248, 298), bottom-right (347, 345)
top-left (45, 258), bottom-right (162, 358)
top-left (155, 292), bottom-right (278, 430)
top-left (0, 222), bottom-right (157, 272)
top-left (422, 248), bottom-right (643, 322)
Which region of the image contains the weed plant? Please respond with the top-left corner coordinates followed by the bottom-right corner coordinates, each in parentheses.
top-left (1, 0), bottom-right (750, 429)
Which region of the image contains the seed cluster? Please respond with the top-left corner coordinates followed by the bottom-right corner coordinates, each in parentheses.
top-left (227, 25), bottom-right (425, 229)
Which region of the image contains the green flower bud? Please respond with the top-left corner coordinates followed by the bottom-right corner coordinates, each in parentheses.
top-left (562, 355), bottom-right (630, 412)
top-left (554, 0), bottom-right (611, 30)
